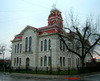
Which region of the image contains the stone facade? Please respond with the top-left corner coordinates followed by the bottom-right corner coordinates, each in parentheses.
top-left (11, 9), bottom-right (92, 70)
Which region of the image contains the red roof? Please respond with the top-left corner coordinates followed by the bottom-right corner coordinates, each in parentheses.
top-left (13, 25), bottom-right (63, 40)
top-left (38, 25), bottom-right (55, 30)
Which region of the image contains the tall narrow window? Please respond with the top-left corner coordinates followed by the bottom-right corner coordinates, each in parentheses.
top-left (60, 40), bottom-right (62, 51)
top-left (17, 44), bottom-right (19, 53)
top-left (25, 37), bottom-right (28, 52)
top-left (44, 39), bottom-right (47, 51)
top-left (40, 57), bottom-right (43, 66)
top-left (44, 56), bottom-right (47, 66)
top-left (48, 40), bottom-right (51, 50)
top-left (14, 58), bottom-right (16, 66)
top-left (17, 57), bottom-right (19, 66)
top-left (15, 45), bottom-right (17, 53)
top-left (29, 36), bottom-right (32, 52)
top-left (60, 57), bottom-right (62, 66)
top-left (48, 56), bottom-right (51, 66)
top-left (63, 57), bottom-right (65, 66)
top-left (20, 44), bottom-right (22, 53)
top-left (41, 41), bottom-right (43, 51)
top-left (20, 58), bottom-right (21, 66)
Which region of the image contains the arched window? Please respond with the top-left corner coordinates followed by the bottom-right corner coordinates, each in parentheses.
top-left (25, 37), bottom-right (28, 52)
top-left (20, 58), bottom-right (21, 66)
top-left (44, 39), bottom-right (47, 51)
top-left (17, 44), bottom-right (19, 53)
top-left (17, 57), bottom-right (19, 66)
top-left (20, 44), bottom-right (22, 53)
top-left (44, 56), bottom-right (47, 66)
top-left (48, 56), bottom-right (51, 66)
top-left (29, 36), bottom-right (32, 52)
top-left (51, 13), bottom-right (53, 17)
top-left (26, 58), bottom-right (30, 67)
top-left (40, 57), bottom-right (43, 66)
top-left (60, 57), bottom-right (62, 66)
top-left (48, 40), bottom-right (51, 50)
top-left (14, 58), bottom-right (16, 66)
top-left (41, 41), bottom-right (43, 51)
top-left (15, 45), bottom-right (17, 53)
top-left (63, 57), bottom-right (65, 66)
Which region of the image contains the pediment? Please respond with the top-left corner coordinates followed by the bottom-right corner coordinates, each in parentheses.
top-left (41, 32), bottom-right (49, 36)
top-left (20, 25), bottom-right (38, 34)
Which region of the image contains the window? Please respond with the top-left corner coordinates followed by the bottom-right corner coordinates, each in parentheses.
top-left (17, 57), bottom-right (19, 66)
top-left (58, 13), bottom-right (61, 17)
top-left (76, 41), bottom-right (80, 53)
top-left (60, 57), bottom-right (62, 66)
top-left (60, 40), bottom-right (65, 51)
top-left (14, 58), bottom-right (16, 66)
top-left (15, 45), bottom-right (17, 53)
top-left (41, 41), bottom-right (43, 51)
top-left (40, 57), bottom-right (43, 66)
top-left (63, 57), bottom-right (65, 66)
top-left (44, 39), bottom-right (47, 51)
top-left (17, 44), bottom-right (19, 53)
top-left (25, 37), bottom-right (28, 52)
top-left (48, 56), bottom-right (51, 66)
top-left (20, 44), bottom-right (22, 53)
top-left (68, 58), bottom-right (71, 67)
top-left (48, 40), bottom-right (51, 50)
top-left (20, 58), bottom-right (21, 66)
top-left (44, 56), bottom-right (47, 66)
top-left (29, 36), bottom-right (32, 52)
top-left (60, 40), bottom-right (62, 51)
top-left (76, 58), bottom-right (80, 66)
top-left (51, 13), bottom-right (53, 17)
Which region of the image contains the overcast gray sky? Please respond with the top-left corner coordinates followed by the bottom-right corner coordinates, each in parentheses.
top-left (0, 0), bottom-right (100, 58)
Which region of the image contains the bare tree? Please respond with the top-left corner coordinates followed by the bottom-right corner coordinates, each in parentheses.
top-left (58, 10), bottom-right (100, 73)
top-left (0, 44), bottom-right (6, 55)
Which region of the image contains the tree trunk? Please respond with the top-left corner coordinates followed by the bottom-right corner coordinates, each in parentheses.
top-left (80, 57), bottom-right (85, 73)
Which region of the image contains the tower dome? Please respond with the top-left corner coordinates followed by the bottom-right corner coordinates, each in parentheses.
top-left (48, 8), bottom-right (63, 28)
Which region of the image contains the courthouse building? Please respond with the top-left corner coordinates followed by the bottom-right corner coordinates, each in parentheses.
top-left (11, 8), bottom-right (91, 70)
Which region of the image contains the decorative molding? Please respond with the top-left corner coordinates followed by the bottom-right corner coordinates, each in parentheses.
top-left (23, 51), bottom-right (33, 54)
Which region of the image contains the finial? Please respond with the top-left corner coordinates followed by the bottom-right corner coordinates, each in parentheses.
top-left (52, 4), bottom-right (57, 10)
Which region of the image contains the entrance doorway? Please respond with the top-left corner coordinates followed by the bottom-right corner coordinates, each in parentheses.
top-left (26, 58), bottom-right (30, 68)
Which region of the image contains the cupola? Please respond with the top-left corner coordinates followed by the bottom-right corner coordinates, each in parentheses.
top-left (48, 6), bottom-right (63, 28)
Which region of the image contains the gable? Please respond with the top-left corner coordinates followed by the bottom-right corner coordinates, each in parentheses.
top-left (20, 25), bottom-right (38, 34)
